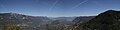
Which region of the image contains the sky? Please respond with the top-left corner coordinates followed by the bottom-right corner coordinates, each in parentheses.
top-left (0, 0), bottom-right (120, 17)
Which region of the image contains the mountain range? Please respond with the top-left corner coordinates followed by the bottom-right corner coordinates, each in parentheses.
top-left (1, 10), bottom-right (119, 30)
top-left (0, 13), bottom-right (94, 30)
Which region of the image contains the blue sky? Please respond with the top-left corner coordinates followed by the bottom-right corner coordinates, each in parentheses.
top-left (0, 0), bottom-right (120, 17)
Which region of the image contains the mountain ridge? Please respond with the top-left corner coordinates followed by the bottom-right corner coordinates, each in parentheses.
top-left (75, 10), bottom-right (120, 30)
